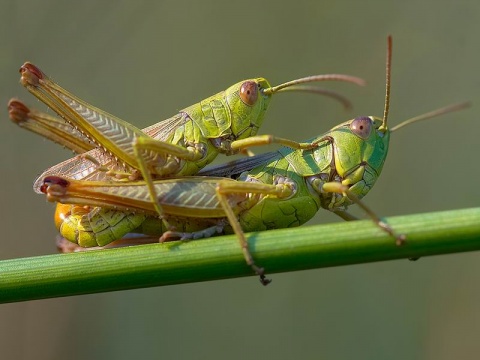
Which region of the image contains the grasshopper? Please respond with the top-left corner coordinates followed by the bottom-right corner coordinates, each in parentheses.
top-left (39, 36), bottom-right (469, 284)
top-left (18, 62), bottom-right (364, 224)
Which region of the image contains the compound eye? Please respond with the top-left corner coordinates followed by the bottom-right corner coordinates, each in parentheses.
top-left (350, 116), bottom-right (373, 139)
top-left (239, 81), bottom-right (258, 106)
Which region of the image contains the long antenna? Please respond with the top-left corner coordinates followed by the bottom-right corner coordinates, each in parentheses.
top-left (391, 101), bottom-right (471, 132)
top-left (380, 35), bottom-right (392, 133)
top-left (262, 74), bottom-right (366, 95)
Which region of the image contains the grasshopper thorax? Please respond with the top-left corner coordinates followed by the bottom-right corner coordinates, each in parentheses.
top-left (188, 78), bottom-right (271, 140)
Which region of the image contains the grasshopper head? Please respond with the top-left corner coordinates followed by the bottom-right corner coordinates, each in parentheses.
top-left (225, 78), bottom-right (272, 140)
top-left (329, 115), bottom-right (390, 189)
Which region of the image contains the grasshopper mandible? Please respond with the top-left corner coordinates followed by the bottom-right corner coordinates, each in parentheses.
top-left (40, 36), bottom-right (469, 284)
top-left (18, 62), bottom-right (365, 225)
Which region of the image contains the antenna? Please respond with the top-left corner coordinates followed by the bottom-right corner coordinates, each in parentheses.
top-left (379, 35), bottom-right (392, 133)
top-left (391, 102), bottom-right (470, 132)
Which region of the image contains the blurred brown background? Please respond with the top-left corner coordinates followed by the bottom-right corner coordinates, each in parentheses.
top-left (1, 1), bottom-right (479, 359)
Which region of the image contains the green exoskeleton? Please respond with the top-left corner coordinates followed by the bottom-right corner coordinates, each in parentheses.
top-left (18, 62), bottom-right (364, 223)
top-left (40, 36), bottom-right (469, 284)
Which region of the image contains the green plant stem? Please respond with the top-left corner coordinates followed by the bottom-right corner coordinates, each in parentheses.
top-left (1, 207), bottom-right (480, 303)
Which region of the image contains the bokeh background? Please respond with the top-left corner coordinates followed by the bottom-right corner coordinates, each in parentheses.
top-left (1, 1), bottom-right (479, 359)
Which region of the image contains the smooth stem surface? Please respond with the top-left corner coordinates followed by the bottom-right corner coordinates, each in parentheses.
top-left (1, 207), bottom-right (480, 303)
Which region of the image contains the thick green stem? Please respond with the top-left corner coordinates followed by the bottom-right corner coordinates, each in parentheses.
top-left (1, 207), bottom-right (479, 303)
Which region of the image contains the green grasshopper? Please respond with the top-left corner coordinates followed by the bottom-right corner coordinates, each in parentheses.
top-left (18, 62), bottom-right (364, 223)
top-left (39, 36), bottom-right (469, 284)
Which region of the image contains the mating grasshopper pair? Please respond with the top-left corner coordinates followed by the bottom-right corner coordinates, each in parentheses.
top-left (9, 36), bottom-right (467, 284)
